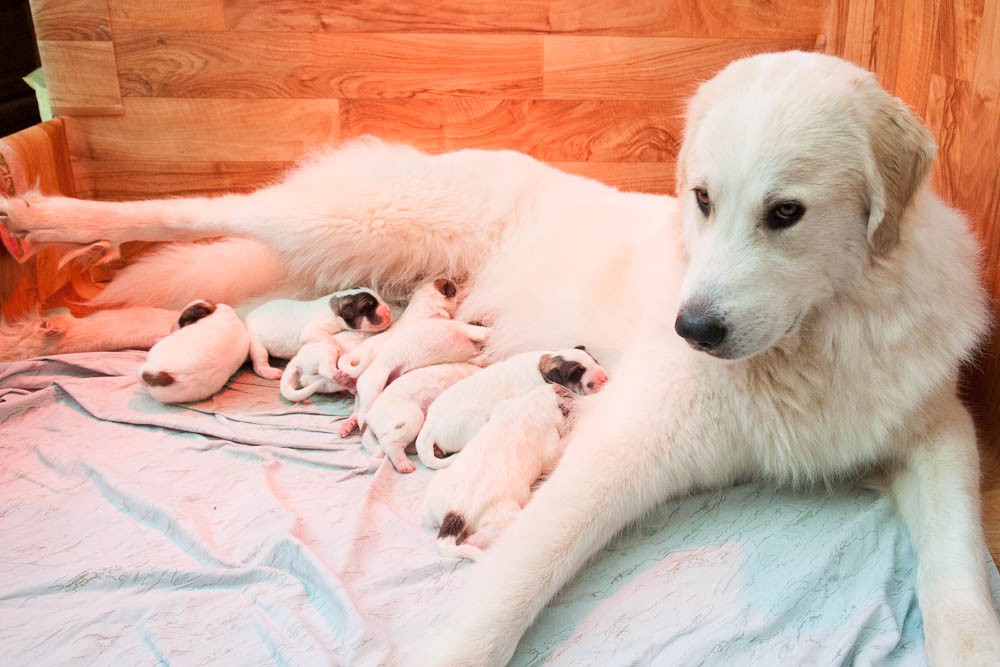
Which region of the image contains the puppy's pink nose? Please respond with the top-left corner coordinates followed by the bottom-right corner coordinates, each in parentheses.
top-left (586, 371), bottom-right (609, 393)
top-left (375, 304), bottom-right (392, 327)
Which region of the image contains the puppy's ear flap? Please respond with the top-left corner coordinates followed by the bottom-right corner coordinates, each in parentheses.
top-left (329, 295), bottom-right (356, 321)
top-left (538, 354), bottom-right (565, 386)
top-left (434, 278), bottom-right (457, 298)
top-left (177, 300), bottom-right (215, 328)
top-left (864, 91), bottom-right (936, 255)
top-left (574, 345), bottom-right (587, 351)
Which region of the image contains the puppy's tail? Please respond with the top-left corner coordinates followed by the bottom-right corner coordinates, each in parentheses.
top-left (435, 511), bottom-right (482, 561)
top-left (279, 366), bottom-right (323, 402)
top-left (415, 426), bottom-right (456, 470)
top-left (87, 237), bottom-right (292, 311)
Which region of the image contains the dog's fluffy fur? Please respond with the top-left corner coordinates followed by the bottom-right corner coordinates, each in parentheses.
top-left (2, 52), bottom-right (998, 665)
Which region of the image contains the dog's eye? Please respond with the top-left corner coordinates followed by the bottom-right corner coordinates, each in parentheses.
top-left (693, 187), bottom-right (711, 216)
top-left (767, 202), bottom-right (805, 229)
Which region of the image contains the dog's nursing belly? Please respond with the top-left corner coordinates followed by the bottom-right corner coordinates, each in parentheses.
top-left (459, 187), bottom-right (682, 366)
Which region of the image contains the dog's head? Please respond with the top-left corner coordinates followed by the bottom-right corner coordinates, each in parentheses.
top-left (538, 345), bottom-right (609, 395)
top-left (673, 51), bottom-right (935, 360)
top-left (330, 288), bottom-right (392, 332)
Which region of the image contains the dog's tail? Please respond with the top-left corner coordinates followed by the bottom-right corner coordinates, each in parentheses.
top-left (415, 425), bottom-right (457, 470)
top-left (87, 237), bottom-right (292, 311)
top-left (435, 511), bottom-right (482, 561)
top-left (280, 366), bottom-right (323, 402)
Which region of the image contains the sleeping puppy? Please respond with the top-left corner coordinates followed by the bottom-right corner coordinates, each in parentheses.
top-left (422, 384), bottom-right (576, 560)
top-left (337, 279), bottom-right (490, 436)
top-left (279, 340), bottom-right (357, 402)
top-left (415, 346), bottom-right (607, 469)
top-left (243, 287), bottom-right (391, 380)
top-left (361, 362), bottom-right (481, 473)
top-left (137, 300), bottom-right (249, 403)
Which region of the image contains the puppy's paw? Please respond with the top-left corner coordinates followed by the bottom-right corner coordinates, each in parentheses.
top-left (389, 454), bottom-right (416, 474)
top-left (257, 367), bottom-right (283, 381)
top-left (339, 414), bottom-right (358, 438)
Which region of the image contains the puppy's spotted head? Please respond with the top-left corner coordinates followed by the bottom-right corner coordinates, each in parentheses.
top-left (538, 345), bottom-right (609, 395)
top-left (331, 288), bottom-right (392, 332)
top-left (176, 300), bottom-right (216, 329)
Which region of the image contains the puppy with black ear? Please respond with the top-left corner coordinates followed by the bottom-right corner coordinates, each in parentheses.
top-left (422, 383), bottom-right (578, 560)
top-left (243, 287), bottom-right (391, 380)
top-left (137, 300), bottom-right (250, 403)
top-left (336, 278), bottom-right (490, 436)
top-left (415, 346), bottom-right (607, 469)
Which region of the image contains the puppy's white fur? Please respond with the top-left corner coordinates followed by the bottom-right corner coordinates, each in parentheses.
top-left (415, 347), bottom-right (607, 469)
top-left (3, 51), bottom-right (998, 667)
top-left (137, 300), bottom-right (249, 403)
top-left (338, 280), bottom-right (489, 434)
top-left (423, 384), bottom-right (572, 560)
top-left (243, 287), bottom-right (391, 380)
top-left (279, 340), bottom-right (356, 402)
top-left (361, 362), bottom-right (480, 473)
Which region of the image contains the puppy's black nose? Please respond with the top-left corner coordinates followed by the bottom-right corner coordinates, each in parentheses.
top-left (675, 307), bottom-right (727, 350)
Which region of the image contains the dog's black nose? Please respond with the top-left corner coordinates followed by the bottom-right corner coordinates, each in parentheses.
top-left (675, 307), bottom-right (727, 350)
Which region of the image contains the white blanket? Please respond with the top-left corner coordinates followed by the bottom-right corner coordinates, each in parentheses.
top-left (2, 352), bottom-right (997, 666)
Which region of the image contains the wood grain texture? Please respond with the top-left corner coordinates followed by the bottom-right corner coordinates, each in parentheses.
top-left (29, 0), bottom-right (112, 41)
top-left (0, 119), bottom-right (75, 198)
top-left (551, 161), bottom-right (675, 193)
top-left (65, 98), bottom-right (339, 162)
top-left (223, 0), bottom-right (827, 36)
top-left (224, 0), bottom-right (553, 33)
top-left (933, 0), bottom-right (985, 81)
top-left (115, 31), bottom-right (544, 99)
top-left (340, 99), bottom-right (677, 162)
top-left (37, 40), bottom-right (123, 116)
top-left (543, 36), bottom-right (817, 100)
top-left (72, 159), bottom-right (293, 200)
top-left (548, 0), bottom-right (827, 37)
top-left (108, 0), bottom-right (226, 30)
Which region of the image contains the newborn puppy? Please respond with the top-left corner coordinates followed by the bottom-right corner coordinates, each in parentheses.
top-left (422, 384), bottom-right (576, 560)
top-left (415, 346), bottom-right (607, 469)
top-left (361, 362), bottom-right (480, 473)
top-left (279, 340), bottom-right (357, 402)
top-left (337, 279), bottom-right (490, 436)
top-left (244, 287), bottom-right (391, 380)
top-left (337, 279), bottom-right (459, 378)
top-left (138, 300), bottom-right (249, 403)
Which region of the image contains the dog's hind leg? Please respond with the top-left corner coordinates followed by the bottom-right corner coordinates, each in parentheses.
top-left (887, 399), bottom-right (1000, 664)
top-left (0, 307), bottom-right (178, 360)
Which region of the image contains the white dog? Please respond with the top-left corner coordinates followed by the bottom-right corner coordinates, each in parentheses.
top-left (423, 384), bottom-right (574, 560)
top-left (3, 51), bottom-right (998, 666)
top-left (415, 346), bottom-right (607, 469)
top-left (137, 300), bottom-right (249, 403)
top-left (337, 279), bottom-right (490, 435)
top-left (279, 340), bottom-right (356, 402)
top-left (243, 287), bottom-right (391, 379)
top-left (361, 362), bottom-right (481, 473)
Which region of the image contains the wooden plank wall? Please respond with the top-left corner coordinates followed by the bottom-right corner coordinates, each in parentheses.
top-left (25, 0), bottom-right (826, 200)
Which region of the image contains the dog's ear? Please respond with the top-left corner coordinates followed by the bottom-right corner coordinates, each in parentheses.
top-left (177, 300), bottom-right (215, 328)
top-left (574, 345), bottom-right (586, 351)
top-left (433, 278), bottom-right (457, 298)
top-left (863, 87), bottom-right (936, 255)
top-left (538, 354), bottom-right (564, 386)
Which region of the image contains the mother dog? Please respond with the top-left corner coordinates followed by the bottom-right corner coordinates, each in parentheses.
top-left (3, 51), bottom-right (999, 665)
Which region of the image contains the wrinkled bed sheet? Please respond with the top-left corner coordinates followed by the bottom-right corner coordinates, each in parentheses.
top-left (1, 352), bottom-right (998, 666)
